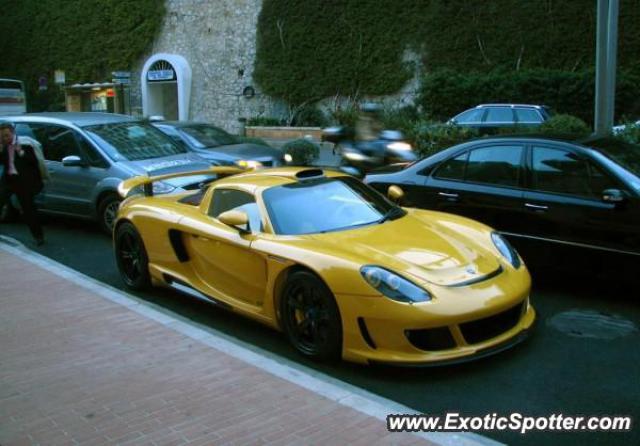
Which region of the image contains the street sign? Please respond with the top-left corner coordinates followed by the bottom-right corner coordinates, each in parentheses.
top-left (112, 78), bottom-right (131, 85)
top-left (112, 71), bottom-right (131, 78)
top-left (54, 70), bottom-right (65, 85)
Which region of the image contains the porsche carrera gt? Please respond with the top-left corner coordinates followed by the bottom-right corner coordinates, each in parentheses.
top-left (114, 166), bottom-right (535, 365)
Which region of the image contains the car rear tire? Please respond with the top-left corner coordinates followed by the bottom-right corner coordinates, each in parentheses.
top-left (280, 270), bottom-right (342, 361)
top-left (115, 222), bottom-right (151, 290)
top-left (98, 193), bottom-right (121, 235)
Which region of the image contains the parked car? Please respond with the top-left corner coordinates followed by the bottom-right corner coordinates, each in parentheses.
top-left (3, 113), bottom-right (215, 233)
top-left (365, 136), bottom-right (640, 265)
top-left (114, 166), bottom-right (534, 365)
top-left (153, 121), bottom-right (286, 168)
top-left (448, 104), bottom-right (553, 133)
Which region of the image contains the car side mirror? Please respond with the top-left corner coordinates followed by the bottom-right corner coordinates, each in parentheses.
top-left (62, 155), bottom-right (88, 167)
top-left (602, 188), bottom-right (625, 203)
top-left (218, 210), bottom-right (250, 232)
top-left (387, 185), bottom-right (405, 204)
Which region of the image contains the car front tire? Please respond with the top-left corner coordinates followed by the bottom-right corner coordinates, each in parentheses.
top-left (280, 270), bottom-right (343, 361)
top-left (115, 221), bottom-right (151, 290)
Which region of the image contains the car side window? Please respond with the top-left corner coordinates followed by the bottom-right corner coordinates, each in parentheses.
top-left (454, 109), bottom-right (484, 124)
top-left (28, 124), bottom-right (81, 162)
top-left (210, 189), bottom-right (262, 233)
top-left (465, 145), bottom-right (523, 187)
top-left (531, 146), bottom-right (609, 198)
top-left (515, 108), bottom-right (543, 123)
top-left (77, 135), bottom-right (109, 168)
top-left (484, 107), bottom-right (514, 123)
top-left (434, 152), bottom-right (468, 181)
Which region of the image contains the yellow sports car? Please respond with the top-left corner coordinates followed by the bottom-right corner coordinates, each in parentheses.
top-left (114, 166), bottom-right (535, 365)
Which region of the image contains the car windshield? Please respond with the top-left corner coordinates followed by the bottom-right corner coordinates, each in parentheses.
top-left (180, 125), bottom-right (238, 149)
top-left (263, 176), bottom-right (402, 235)
top-left (85, 122), bottom-right (187, 161)
top-left (585, 137), bottom-right (640, 178)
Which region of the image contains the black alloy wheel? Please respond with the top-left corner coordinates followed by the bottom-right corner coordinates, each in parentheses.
top-left (115, 222), bottom-right (151, 290)
top-left (280, 270), bottom-right (342, 361)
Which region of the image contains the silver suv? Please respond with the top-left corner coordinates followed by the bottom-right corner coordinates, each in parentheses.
top-left (4, 113), bottom-right (214, 232)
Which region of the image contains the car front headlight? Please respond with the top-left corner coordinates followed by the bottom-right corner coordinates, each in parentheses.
top-left (152, 181), bottom-right (176, 195)
top-left (360, 266), bottom-right (431, 303)
top-left (387, 142), bottom-right (412, 151)
top-left (235, 159), bottom-right (263, 169)
top-left (491, 232), bottom-right (521, 269)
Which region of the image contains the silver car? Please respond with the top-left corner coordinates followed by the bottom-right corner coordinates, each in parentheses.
top-left (4, 113), bottom-right (214, 232)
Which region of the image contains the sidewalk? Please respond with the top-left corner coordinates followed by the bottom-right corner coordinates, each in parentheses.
top-left (0, 240), bottom-right (456, 446)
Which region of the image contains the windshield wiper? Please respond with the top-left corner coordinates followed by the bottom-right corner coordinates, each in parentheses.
top-left (377, 206), bottom-right (405, 224)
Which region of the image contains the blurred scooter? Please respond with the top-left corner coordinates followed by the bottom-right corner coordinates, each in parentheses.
top-left (321, 126), bottom-right (417, 177)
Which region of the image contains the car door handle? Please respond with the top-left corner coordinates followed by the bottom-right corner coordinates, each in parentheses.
top-left (191, 234), bottom-right (211, 242)
top-left (438, 192), bottom-right (459, 200)
top-left (525, 203), bottom-right (549, 211)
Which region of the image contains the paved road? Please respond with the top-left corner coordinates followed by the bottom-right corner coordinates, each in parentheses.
top-left (2, 215), bottom-right (639, 446)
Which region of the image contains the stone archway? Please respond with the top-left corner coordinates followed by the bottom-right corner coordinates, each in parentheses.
top-left (141, 54), bottom-right (192, 121)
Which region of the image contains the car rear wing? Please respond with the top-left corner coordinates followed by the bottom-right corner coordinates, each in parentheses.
top-left (117, 166), bottom-right (245, 198)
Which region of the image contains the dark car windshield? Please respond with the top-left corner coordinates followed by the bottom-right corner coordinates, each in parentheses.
top-left (263, 176), bottom-right (403, 235)
top-left (180, 125), bottom-right (238, 149)
top-left (85, 122), bottom-right (187, 161)
top-left (585, 137), bottom-right (640, 177)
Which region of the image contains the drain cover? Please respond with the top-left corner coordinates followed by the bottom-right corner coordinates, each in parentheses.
top-left (548, 309), bottom-right (638, 340)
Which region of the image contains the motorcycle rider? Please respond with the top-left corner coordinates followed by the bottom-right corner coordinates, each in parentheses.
top-left (354, 102), bottom-right (386, 164)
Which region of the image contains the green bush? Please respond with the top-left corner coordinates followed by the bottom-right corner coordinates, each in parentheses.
top-left (281, 139), bottom-right (320, 166)
top-left (292, 105), bottom-right (329, 127)
top-left (539, 114), bottom-right (591, 138)
top-left (417, 69), bottom-right (640, 125)
top-left (247, 116), bottom-right (282, 126)
top-left (381, 106), bottom-right (420, 136)
top-left (409, 122), bottom-right (479, 157)
top-left (614, 121), bottom-right (640, 145)
top-left (236, 136), bottom-right (271, 147)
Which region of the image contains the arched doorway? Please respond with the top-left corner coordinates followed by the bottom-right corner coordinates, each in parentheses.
top-left (141, 54), bottom-right (191, 121)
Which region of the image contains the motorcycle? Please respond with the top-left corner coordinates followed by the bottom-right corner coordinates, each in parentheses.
top-left (321, 126), bottom-right (417, 177)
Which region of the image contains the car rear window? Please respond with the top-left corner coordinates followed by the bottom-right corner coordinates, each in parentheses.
top-left (85, 122), bottom-right (187, 161)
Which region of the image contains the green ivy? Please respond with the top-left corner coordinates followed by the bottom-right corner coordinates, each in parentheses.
top-left (255, 0), bottom-right (640, 107)
top-left (0, 0), bottom-right (164, 111)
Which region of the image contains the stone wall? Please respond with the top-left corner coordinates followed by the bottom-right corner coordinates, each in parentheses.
top-left (130, 0), bottom-right (285, 133)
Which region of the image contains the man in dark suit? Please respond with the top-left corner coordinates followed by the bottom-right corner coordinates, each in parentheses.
top-left (0, 121), bottom-right (45, 245)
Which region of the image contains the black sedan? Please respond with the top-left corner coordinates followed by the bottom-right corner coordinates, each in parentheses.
top-left (153, 121), bottom-right (286, 168)
top-left (365, 136), bottom-right (640, 266)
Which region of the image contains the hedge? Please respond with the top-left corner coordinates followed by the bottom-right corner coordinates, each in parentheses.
top-left (255, 0), bottom-right (640, 106)
top-left (0, 0), bottom-right (164, 111)
top-left (417, 69), bottom-right (640, 124)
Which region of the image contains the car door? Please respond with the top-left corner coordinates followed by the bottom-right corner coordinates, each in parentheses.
top-left (24, 123), bottom-right (107, 215)
top-left (185, 188), bottom-right (268, 308)
top-left (521, 144), bottom-right (638, 254)
top-left (421, 143), bottom-right (528, 235)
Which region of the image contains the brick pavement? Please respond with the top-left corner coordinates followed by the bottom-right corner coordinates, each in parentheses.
top-left (0, 247), bottom-right (441, 446)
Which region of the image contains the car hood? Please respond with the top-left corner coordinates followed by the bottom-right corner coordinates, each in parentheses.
top-left (308, 211), bottom-right (501, 287)
top-left (123, 153), bottom-right (213, 188)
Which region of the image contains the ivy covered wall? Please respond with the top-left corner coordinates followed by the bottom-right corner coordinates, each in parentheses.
top-left (0, 0), bottom-right (164, 110)
top-left (254, 0), bottom-right (640, 106)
